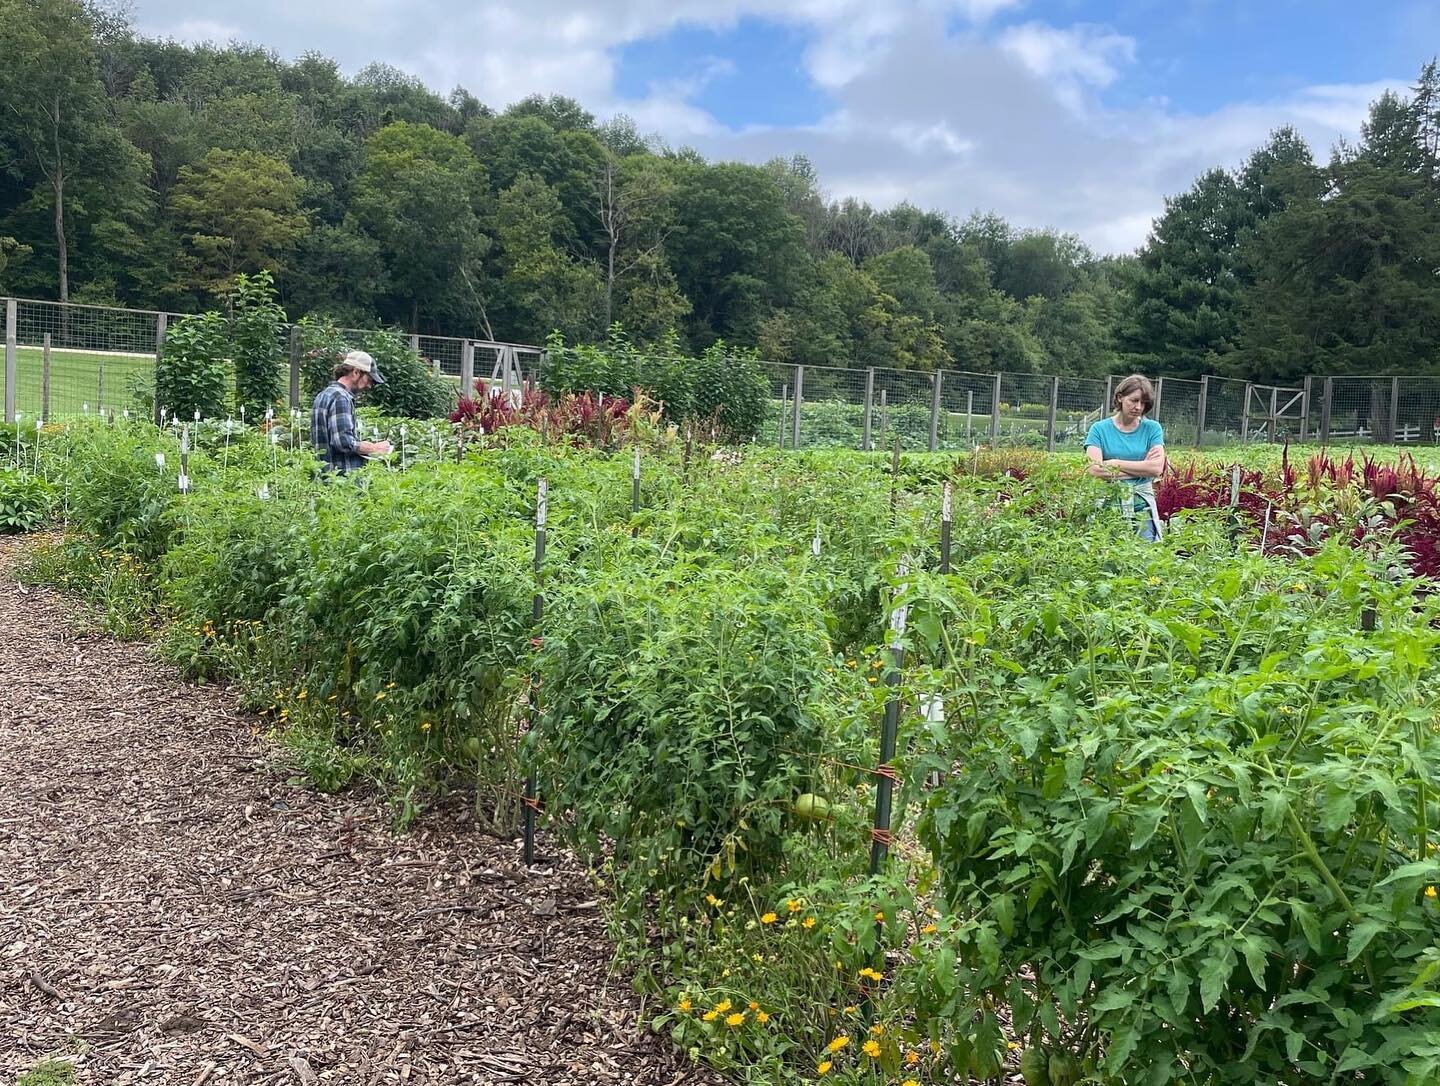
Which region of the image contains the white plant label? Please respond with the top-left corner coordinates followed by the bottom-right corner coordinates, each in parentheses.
top-left (812, 527), bottom-right (821, 557)
top-left (535, 479), bottom-right (548, 529)
top-left (942, 481), bottom-right (953, 522)
top-left (154, 452), bottom-right (165, 470)
top-left (178, 474), bottom-right (190, 493)
top-left (257, 483), bottom-right (269, 500)
top-left (632, 446), bottom-right (641, 480)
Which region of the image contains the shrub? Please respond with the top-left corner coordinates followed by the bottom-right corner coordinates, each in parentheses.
top-left (230, 271), bottom-right (287, 420)
top-left (297, 317), bottom-right (454, 419)
top-left (0, 466), bottom-right (54, 531)
top-left (156, 312), bottom-right (229, 421)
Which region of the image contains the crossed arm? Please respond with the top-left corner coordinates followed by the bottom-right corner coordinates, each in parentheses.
top-left (1086, 444), bottom-right (1166, 481)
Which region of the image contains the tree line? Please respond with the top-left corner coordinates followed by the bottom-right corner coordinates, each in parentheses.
top-left (1, 0), bottom-right (1437, 382)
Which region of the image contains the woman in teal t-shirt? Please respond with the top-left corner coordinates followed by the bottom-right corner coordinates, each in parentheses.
top-left (1084, 374), bottom-right (1166, 541)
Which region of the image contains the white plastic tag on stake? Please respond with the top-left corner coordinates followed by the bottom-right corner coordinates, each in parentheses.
top-left (1229, 464), bottom-right (1241, 508)
top-left (83, 402), bottom-right (89, 414)
top-left (942, 481), bottom-right (953, 522)
top-left (536, 479), bottom-right (548, 528)
top-left (812, 524), bottom-right (822, 557)
top-left (270, 430), bottom-right (280, 446)
top-left (178, 474), bottom-right (190, 493)
top-left (257, 483), bottom-right (269, 501)
top-left (632, 446), bottom-right (641, 480)
top-left (122, 410), bottom-right (130, 420)
top-left (266, 408), bottom-right (274, 423)
top-left (194, 409), bottom-right (201, 422)
top-left (890, 562), bottom-right (910, 648)
top-left (155, 452), bottom-right (165, 470)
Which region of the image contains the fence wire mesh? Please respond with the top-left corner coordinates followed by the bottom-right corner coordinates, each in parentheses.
top-left (8, 295), bottom-right (1440, 451)
top-left (4, 299), bottom-right (163, 419)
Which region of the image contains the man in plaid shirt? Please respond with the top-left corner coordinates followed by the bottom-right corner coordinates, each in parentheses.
top-left (310, 350), bottom-right (392, 474)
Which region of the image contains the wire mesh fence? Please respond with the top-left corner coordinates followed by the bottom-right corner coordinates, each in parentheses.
top-left (7, 295), bottom-right (1440, 451)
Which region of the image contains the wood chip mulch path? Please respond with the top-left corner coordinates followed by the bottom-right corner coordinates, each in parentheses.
top-left (0, 537), bottom-right (725, 1086)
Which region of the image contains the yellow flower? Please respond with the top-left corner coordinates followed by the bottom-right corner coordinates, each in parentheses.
top-left (714, 999), bottom-right (732, 1013)
top-left (1427, 886), bottom-right (1438, 899)
top-left (867, 676), bottom-right (877, 683)
top-left (748, 1001), bottom-right (759, 1010)
top-left (1007, 1041), bottom-right (1022, 1051)
top-left (827, 1035), bottom-right (850, 1053)
top-left (903, 1080), bottom-right (919, 1086)
top-left (843, 1005), bottom-right (858, 1016)
top-left (755, 1010), bottom-right (770, 1025)
top-left (869, 1024), bottom-right (885, 1036)
top-left (787, 898), bottom-right (803, 912)
top-left (921, 923), bottom-right (937, 935)
top-left (705, 894), bottom-right (724, 907)
top-left (702, 1010), bottom-right (719, 1022)
top-left (929, 1040), bottom-right (942, 1054)
top-left (725, 1012), bottom-right (746, 1027)
top-left (297, 690), bottom-right (307, 700)
top-left (374, 691), bottom-right (386, 701)
top-left (858, 967), bottom-right (884, 982)
top-left (420, 721), bottom-right (432, 732)
top-left (874, 911), bottom-right (886, 922)
top-left (905, 1051), bottom-right (921, 1066)
top-left (678, 997), bottom-right (692, 1012)
top-left (817, 1061), bottom-right (833, 1076)
top-left (761, 912), bottom-right (778, 924)
top-left (752, 953), bottom-right (764, 963)
top-left (385, 681), bottom-right (396, 689)
top-left (1146, 575), bottom-right (1161, 586)
top-left (803, 916), bottom-right (816, 929)
top-left (862, 1039), bottom-right (881, 1058)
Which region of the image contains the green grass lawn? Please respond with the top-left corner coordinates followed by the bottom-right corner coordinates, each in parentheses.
top-left (1, 346), bottom-right (154, 420)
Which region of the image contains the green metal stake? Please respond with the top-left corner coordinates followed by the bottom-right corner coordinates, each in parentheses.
top-left (523, 477), bottom-right (548, 867)
top-left (864, 565), bottom-right (909, 1020)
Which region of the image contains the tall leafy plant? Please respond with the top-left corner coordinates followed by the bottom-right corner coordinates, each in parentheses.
top-left (156, 312), bottom-right (229, 421)
top-left (230, 271), bottom-right (287, 420)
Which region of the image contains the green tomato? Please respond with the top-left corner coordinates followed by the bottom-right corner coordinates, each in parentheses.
top-left (1048, 1052), bottom-right (1081, 1086)
top-left (1020, 1046), bottom-right (1052, 1086)
top-left (463, 737), bottom-right (482, 759)
top-left (792, 793), bottom-right (831, 821)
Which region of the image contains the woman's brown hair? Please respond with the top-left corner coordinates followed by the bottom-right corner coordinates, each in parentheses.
top-left (1112, 374), bottom-right (1155, 413)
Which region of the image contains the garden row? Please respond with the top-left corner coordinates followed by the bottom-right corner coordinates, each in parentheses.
top-left (2, 416), bottom-right (1439, 1085)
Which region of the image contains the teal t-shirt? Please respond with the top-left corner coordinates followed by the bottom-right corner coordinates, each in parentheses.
top-left (1085, 417), bottom-right (1164, 490)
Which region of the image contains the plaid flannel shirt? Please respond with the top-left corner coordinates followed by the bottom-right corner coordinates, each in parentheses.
top-left (310, 381), bottom-right (365, 474)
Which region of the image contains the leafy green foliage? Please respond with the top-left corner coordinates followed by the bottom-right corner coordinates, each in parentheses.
top-left (230, 270), bottom-right (287, 419)
top-left (155, 312), bottom-right (230, 422)
top-left (296, 316), bottom-right (454, 418)
top-left (0, 466), bottom-right (54, 532)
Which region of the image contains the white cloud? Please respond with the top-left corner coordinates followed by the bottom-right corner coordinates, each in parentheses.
top-left (998, 21), bottom-right (1137, 88)
top-left (160, 18), bottom-right (246, 44)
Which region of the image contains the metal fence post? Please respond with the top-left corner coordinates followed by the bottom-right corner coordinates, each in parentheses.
top-left (409, 333), bottom-right (420, 356)
top-left (154, 313), bottom-right (168, 425)
top-left (1390, 376), bottom-right (1400, 443)
top-left (1241, 382), bottom-right (1253, 441)
top-left (41, 333), bottom-right (51, 422)
top-left (879, 389), bottom-right (887, 442)
top-left (928, 370), bottom-right (942, 452)
top-left (1046, 375), bottom-right (1060, 453)
top-left (460, 339), bottom-right (475, 398)
top-left (791, 365), bottom-right (804, 449)
top-left (1103, 375), bottom-right (1113, 415)
top-left (288, 325), bottom-right (302, 410)
top-left (965, 389), bottom-right (974, 444)
top-left (1196, 375), bottom-right (1209, 447)
top-left (1320, 377), bottom-right (1333, 444)
top-left (862, 367), bottom-right (875, 452)
top-left (1300, 376), bottom-right (1312, 441)
top-left (1268, 386), bottom-right (1278, 444)
top-left (990, 372), bottom-right (1002, 445)
top-left (1153, 376), bottom-right (1164, 424)
top-left (3, 299), bottom-right (15, 424)
top-left (779, 382), bottom-right (788, 448)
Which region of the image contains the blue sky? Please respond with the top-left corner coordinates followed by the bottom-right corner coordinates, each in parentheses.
top-left (134, 0), bottom-right (1436, 251)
